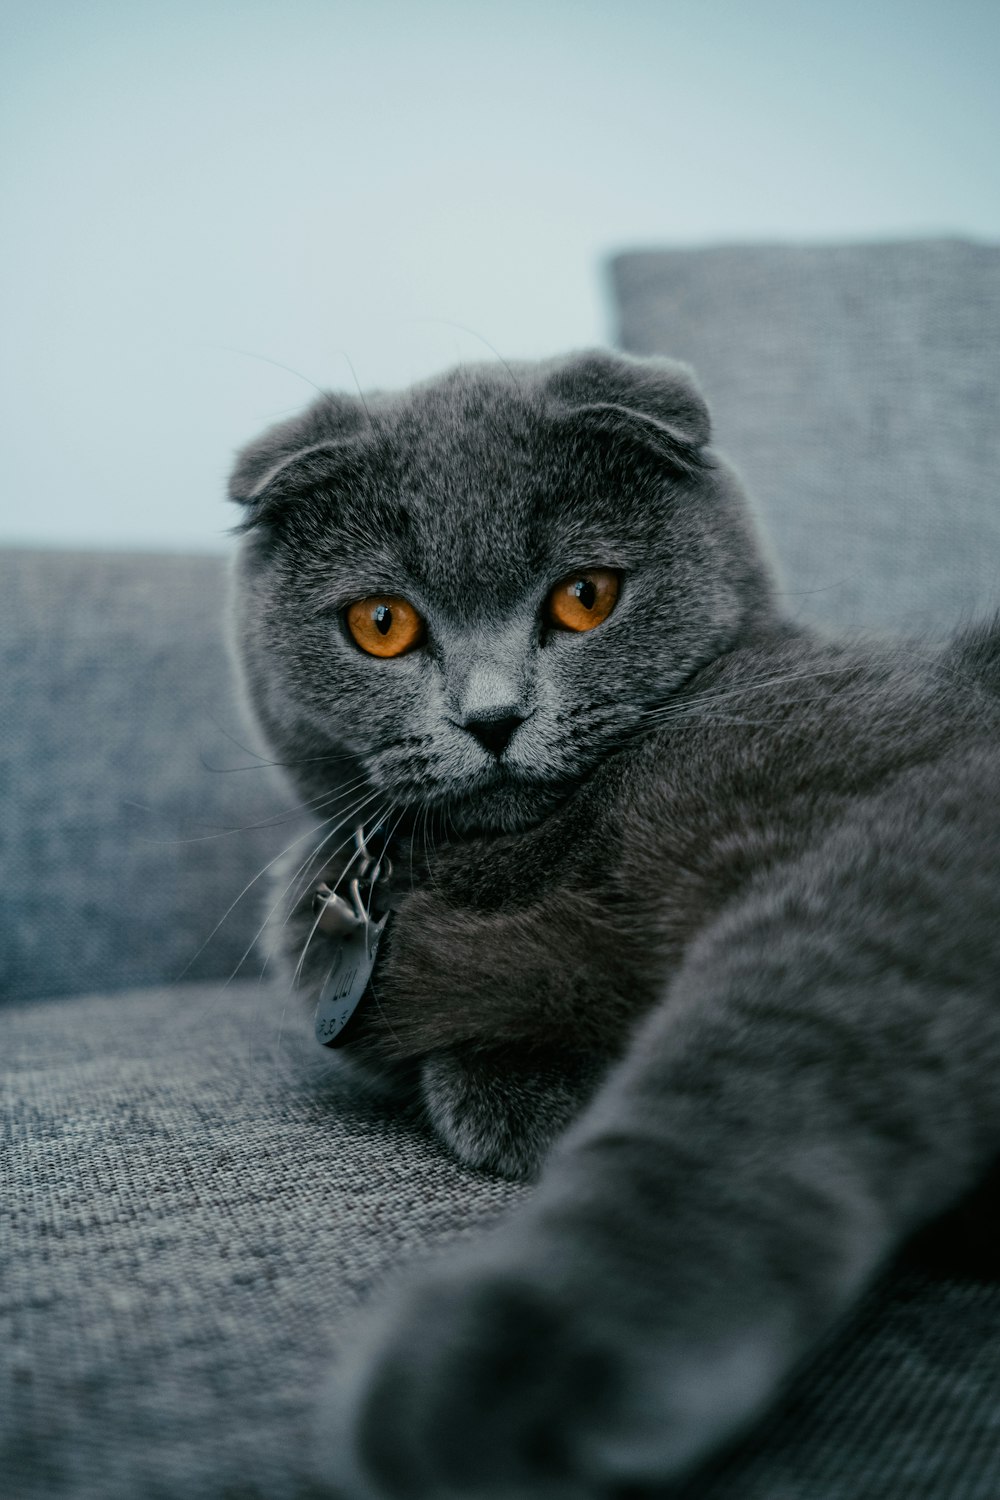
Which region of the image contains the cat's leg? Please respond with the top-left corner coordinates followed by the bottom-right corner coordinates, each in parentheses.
top-left (419, 1046), bottom-right (605, 1180)
top-left (318, 763), bottom-right (1000, 1498)
top-left (356, 888), bottom-right (645, 1050)
top-left (344, 885), bottom-right (662, 1177)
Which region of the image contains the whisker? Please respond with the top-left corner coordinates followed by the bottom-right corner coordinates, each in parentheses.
top-left (135, 777), bottom-right (370, 845)
top-left (291, 800), bottom-right (394, 979)
top-left (336, 350), bottom-right (381, 437)
top-left (421, 803), bottom-right (448, 896)
top-left (201, 714), bottom-right (284, 766)
top-left (199, 748), bottom-right (361, 774)
top-left (229, 787), bottom-right (385, 992)
top-left (268, 800), bottom-right (391, 1082)
top-left (284, 800), bottom-right (392, 1017)
top-left (263, 828), bottom-right (366, 994)
top-left (351, 804), bottom-right (407, 1050)
top-left (308, 801), bottom-right (397, 1016)
top-left (420, 803), bottom-right (436, 892)
top-left (361, 804), bottom-right (405, 927)
top-left (642, 666), bottom-right (855, 724)
top-left (401, 317), bottom-right (520, 386)
top-left (656, 712), bottom-right (840, 729)
top-left (407, 801), bottom-right (421, 893)
top-left (278, 792), bottom-right (384, 921)
top-left (200, 710), bottom-right (363, 773)
top-left (176, 780), bottom-right (375, 981)
top-left (207, 343), bottom-right (326, 394)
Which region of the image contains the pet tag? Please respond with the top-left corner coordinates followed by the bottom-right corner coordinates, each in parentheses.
top-left (313, 825), bottom-right (392, 1048)
top-left (313, 901), bottom-right (388, 1047)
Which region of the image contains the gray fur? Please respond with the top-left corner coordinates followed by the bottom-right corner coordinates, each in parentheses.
top-left (230, 350), bottom-right (1000, 1497)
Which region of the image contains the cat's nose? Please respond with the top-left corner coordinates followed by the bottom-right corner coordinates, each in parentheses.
top-left (462, 712), bottom-right (526, 757)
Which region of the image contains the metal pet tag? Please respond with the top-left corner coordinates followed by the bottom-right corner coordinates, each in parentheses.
top-left (313, 824), bottom-right (392, 1048)
top-left (314, 905), bottom-right (388, 1047)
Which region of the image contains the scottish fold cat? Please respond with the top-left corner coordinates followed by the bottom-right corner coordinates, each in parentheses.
top-left (230, 351), bottom-right (1000, 1496)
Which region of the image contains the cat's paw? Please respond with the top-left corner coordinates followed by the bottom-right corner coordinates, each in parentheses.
top-left (316, 1232), bottom-right (786, 1498)
top-left (316, 1258), bottom-right (625, 1500)
top-left (419, 1050), bottom-right (601, 1181)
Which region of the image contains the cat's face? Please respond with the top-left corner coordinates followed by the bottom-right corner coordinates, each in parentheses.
top-left (232, 351), bottom-right (773, 833)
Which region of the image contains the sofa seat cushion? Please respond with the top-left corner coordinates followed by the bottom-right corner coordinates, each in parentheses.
top-left (2, 981), bottom-right (525, 1500)
top-left (4, 982), bottom-right (1000, 1499)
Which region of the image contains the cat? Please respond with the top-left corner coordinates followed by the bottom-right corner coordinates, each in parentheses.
top-left (229, 349), bottom-right (1000, 1498)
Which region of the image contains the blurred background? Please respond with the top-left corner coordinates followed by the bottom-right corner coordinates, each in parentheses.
top-left (2, 0), bottom-right (998, 553)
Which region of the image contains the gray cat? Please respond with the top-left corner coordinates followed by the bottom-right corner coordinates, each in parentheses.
top-left (230, 350), bottom-right (1000, 1498)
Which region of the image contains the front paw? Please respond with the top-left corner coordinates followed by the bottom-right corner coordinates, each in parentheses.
top-left (420, 1050), bottom-right (601, 1181)
top-left (317, 1257), bottom-right (623, 1500)
top-left (317, 1222), bottom-right (795, 1498)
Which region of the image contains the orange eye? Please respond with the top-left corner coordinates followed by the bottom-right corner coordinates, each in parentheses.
top-left (547, 569), bottom-right (619, 633)
top-left (345, 596), bottom-right (425, 658)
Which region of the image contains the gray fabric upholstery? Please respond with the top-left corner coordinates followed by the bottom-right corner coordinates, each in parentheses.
top-left (1, 982), bottom-right (525, 1499)
top-left (3, 982), bottom-right (999, 1500)
top-left (0, 549), bottom-right (292, 1003)
top-left (611, 239), bottom-right (1000, 634)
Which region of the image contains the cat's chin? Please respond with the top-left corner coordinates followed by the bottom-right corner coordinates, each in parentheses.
top-left (437, 775), bottom-right (569, 836)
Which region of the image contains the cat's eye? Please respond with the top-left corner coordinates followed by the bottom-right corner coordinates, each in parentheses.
top-left (547, 568), bottom-right (620, 633)
top-left (345, 595), bottom-right (425, 658)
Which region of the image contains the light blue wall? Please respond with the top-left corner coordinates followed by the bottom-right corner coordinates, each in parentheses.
top-left (2, 0), bottom-right (998, 550)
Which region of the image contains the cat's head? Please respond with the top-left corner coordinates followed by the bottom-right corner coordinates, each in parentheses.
top-left (230, 350), bottom-right (774, 833)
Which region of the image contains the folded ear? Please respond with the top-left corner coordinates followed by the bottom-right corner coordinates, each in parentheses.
top-left (541, 349), bottom-right (710, 473)
top-left (228, 393), bottom-right (368, 520)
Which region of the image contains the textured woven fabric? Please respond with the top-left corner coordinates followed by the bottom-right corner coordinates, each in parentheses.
top-left (610, 239), bottom-right (1000, 634)
top-left (1, 981), bottom-right (527, 1500)
top-left (0, 549), bottom-right (293, 1003)
top-left (677, 1271), bottom-right (1000, 1500)
top-left (4, 982), bottom-right (1000, 1500)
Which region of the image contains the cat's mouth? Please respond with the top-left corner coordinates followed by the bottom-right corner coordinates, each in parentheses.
top-left (373, 744), bottom-right (600, 840)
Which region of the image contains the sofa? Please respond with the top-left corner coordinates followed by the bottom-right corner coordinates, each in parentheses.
top-left (3, 239), bottom-right (999, 1499)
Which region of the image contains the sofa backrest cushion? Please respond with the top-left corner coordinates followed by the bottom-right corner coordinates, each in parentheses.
top-left (0, 549), bottom-right (293, 1002)
top-left (610, 239), bottom-right (1000, 633)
